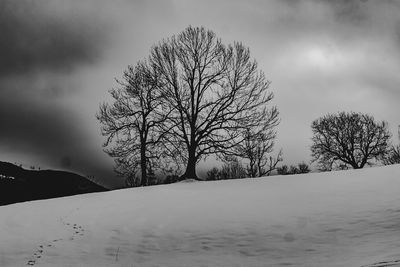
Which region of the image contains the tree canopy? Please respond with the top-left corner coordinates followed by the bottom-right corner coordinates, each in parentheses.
top-left (98, 26), bottom-right (279, 183)
top-left (149, 26), bottom-right (279, 179)
top-left (311, 111), bottom-right (390, 170)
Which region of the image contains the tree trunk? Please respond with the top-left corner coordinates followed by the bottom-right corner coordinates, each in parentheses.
top-left (351, 163), bottom-right (361, 169)
top-left (359, 157), bottom-right (368, 169)
top-left (182, 146), bottom-right (198, 180)
top-left (140, 140), bottom-right (147, 186)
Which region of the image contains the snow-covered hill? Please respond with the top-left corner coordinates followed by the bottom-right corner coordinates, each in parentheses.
top-left (1, 165), bottom-right (400, 267)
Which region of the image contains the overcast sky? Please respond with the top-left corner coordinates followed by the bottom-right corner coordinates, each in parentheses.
top-left (0, 0), bottom-right (399, 188)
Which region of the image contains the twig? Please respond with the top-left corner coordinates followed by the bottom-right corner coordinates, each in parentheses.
top-left (115, 246), bottom-right (120, 262)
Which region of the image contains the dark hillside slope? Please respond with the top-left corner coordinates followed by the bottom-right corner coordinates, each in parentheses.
top-left (0, 161), bottom-right (108, 205)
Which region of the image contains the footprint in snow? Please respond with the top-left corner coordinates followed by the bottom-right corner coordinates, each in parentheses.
top-left (362, 259), bottom-right (400, 267)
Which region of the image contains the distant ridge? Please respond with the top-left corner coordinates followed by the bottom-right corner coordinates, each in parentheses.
top-left (0, 161), bottom-right (108, 206)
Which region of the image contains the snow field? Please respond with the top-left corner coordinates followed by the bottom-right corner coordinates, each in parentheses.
top-left (1, 165), bottom-right (400, 266)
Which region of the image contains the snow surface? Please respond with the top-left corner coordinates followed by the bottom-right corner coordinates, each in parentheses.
top-left (1, 165), bottom-right (400, 267)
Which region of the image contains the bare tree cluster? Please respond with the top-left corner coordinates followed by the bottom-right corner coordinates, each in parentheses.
top-left (311, 112), bottom-right (391, 170)
top-left (98, 26), bottom-right (279, 185)
top-left (98, 27), bottom-right (400, 187)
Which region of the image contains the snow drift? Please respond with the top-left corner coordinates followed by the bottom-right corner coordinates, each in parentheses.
top-left (1, 165), bottom-right (400, 267)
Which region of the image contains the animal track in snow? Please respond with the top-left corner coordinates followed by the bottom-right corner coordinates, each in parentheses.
top-left (26, 218), bottom-right (86, 265)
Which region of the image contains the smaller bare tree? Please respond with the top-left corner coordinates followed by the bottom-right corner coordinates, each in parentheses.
top-left (383, 126), bottom-right (400, 165)
top-left (97, 62), bottom-right (168, 186)
top-left (261, 152), bottom-right (283, 176)
top-left (385, 146), bottom-right (400, 165)
top-left (232, 129), bottom-right (282, 177)
top-left (311, 112), bottom-right (391, 169)
top-left (220, 157), bottom-right (247, 180)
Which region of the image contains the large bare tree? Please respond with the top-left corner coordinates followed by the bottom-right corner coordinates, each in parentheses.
top-left (311, 111), bottom-right (391, 170)
top-left (97, 62), bottom-right (167, 186)
top-left (149, 26), bottom-right (278, 179)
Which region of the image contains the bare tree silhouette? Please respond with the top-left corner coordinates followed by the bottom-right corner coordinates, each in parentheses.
top-left (232, 129), bottom-right (282, 177)
top-left (277, 163), bottom-right (310, 175)
top-left (149, 26), bottom-right (278, 179)
top-left (311, 112), bottom-right (391, 170)
top-left (383, 126), bottom-right (400, 165)
top-left (97, 62), bottom-right (169, 186)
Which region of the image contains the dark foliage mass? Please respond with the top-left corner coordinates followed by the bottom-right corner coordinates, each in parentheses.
top-left (277, 163), bottom-right (310, 175)
top-left (0, 0), bottom-right (106, 76)
top-left (206, 152), bottom-right (283, 181)
top-left (311, 112), bottom-right (391, 170)
top-left (163, 174), bottom-right (184, 184)
top-left (206, 158), bottom-right (247, 181)
top-left (0, 162), bottom-right (107, 206)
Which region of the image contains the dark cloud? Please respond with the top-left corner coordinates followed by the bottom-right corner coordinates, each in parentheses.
top-left (318, 0), bottom-right (369, 24)
top-left (0, 0), bottom-right (119, 188)
top-left (0, 99), bottom-right (81, 155)
top-left (0, 0), bottom-right (398, 186)
top-left (0, 96), bottom-right (115, 184)
top-left (60, 156), bottom-right (72, 169)
top-left (316, 0), bottom-right (400, 31)
top-left (0, 0), bottom-right (108, 76)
